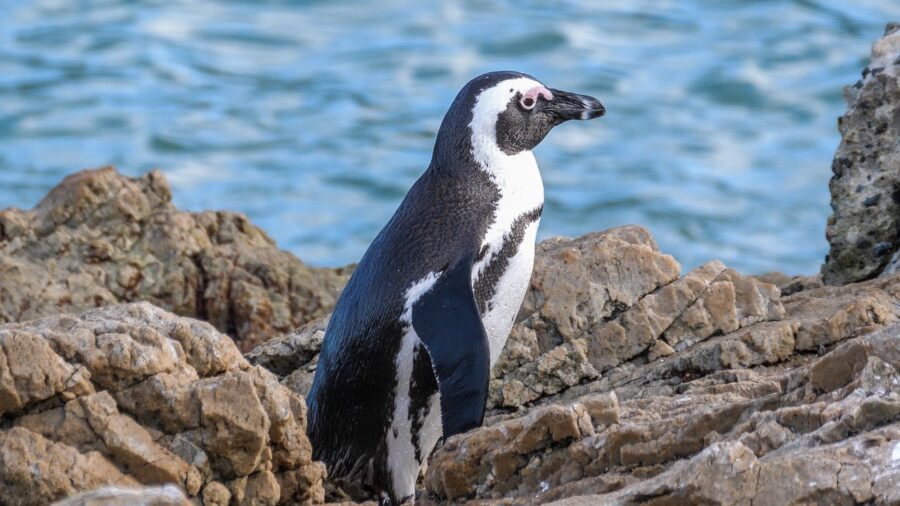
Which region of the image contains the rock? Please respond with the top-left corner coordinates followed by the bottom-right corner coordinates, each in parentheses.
top-left (423, 318), bottom-right (900, 505)
top-left (783, 273), bottom-right (898, 351)
top-left (0, 167), bottom-right (349, 351)
top-left (822, 23), bottom-right (900, 285)
top-left (519, 227), bottom-right (681, 347)
top-left (0, 427), bottom-right (139, 506)
top-left (245, 315), bottom-right (329, 397)
top-left (487, 229), bottom-right (784, 410)
top-left (0, 302), bottom-right (324, 506)
top-left (545, 426), bottom-right (900, 506)
top-left (754, 272), bottom-right (823, 296)
top-left (51, 485), bottom-right (191, 506)
top-left (243, 220), bottom-right (900, 505)
top-left (424, 393), bottom-right (619, 500)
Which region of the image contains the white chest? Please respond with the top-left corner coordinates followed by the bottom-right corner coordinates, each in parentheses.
top-left (476, 151), bottom-right (544, 252)
top-left (478, 220), bottom-right (539, 365)
top-left (471, 151), bottom-right (544, 365)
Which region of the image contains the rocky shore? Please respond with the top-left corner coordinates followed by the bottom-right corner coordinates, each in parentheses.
top-left (1, 22), bottom-right (899, 506)
top-left (0, 167), bottom-right (349, 353)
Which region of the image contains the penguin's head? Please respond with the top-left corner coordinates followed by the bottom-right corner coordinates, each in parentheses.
top-left (433, 71), bottom-right (605, 164)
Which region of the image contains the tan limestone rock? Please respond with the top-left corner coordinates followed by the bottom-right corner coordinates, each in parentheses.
top-left (0, 167), bottom-right (349, 351)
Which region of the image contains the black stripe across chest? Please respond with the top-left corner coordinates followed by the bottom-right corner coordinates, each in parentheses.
top-left (473, 205), bottom-right (543, 313)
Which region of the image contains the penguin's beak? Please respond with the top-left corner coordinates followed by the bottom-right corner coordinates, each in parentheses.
top-left (544, 89), bottom-right (605, 122)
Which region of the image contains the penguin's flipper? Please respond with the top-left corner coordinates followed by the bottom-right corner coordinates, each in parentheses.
top-left (412, 257), bottom-right (490, 438)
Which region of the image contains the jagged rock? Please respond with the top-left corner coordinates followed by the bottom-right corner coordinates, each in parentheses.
top-left (51, 485), bottom-right (191, 506)
top-left (424, 392), bottom-right (619, 500)
top-left (0, 302), bottom-right (325, 506)
top-left (245, 315), bottom-right (329, 397)
top-left (244, 225), bottom-right (900, 505)
top-left (822, 23), bottom-right (900, 285)
top-left (423, 315), bottom-right (900, 505)
top-left (487, 230), bottom-right (784, 410)
top-left (544, 426), bottom-right (900, 506)
top-left (519, 227), bottom-right (682, 348)
top-left (542, 272), bottom-right (900, 408)
top-left (0, 167), bottom-right (349, 351)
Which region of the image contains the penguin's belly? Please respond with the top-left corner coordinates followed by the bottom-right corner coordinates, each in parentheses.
top-left (471, 150), bottom-right (544, 366)
top-left (385, 307), bottom-right (443, 502)
top-left (478, 218), bottom-right (540, 365)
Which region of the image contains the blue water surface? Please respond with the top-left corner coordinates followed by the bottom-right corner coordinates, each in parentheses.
top-left (0, 1), bottom-right (895, 274)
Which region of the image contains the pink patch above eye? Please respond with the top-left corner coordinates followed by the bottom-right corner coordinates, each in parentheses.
top-left (520, 85), bottom-right (553, 109)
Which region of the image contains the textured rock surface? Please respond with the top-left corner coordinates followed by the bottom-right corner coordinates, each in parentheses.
top-left (0, 167), bottom-right (349, 351)
top-left (487, 228), bottom-right (784, 410)
top-left (822, 23), bottom-right (900, 285)
top-left (0, 302), bottom-right (325, 506)
top-left (424, 289), bottom-right (900, 505)
top-left (246, 315), bottom-right (329, 398)
top-left (249, 228), bottom-right (900, 506)
top-left (51, 485), bottom-right (191, 506)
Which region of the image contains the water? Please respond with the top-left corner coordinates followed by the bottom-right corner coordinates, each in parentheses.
top-left (0, 1), bottom-right (894, 274)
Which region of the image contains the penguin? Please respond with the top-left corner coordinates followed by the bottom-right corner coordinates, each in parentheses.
top-left (306, 71), bottom-right (605, 505)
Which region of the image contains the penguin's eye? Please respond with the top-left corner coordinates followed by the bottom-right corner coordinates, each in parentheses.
top-left (519, 86), bottom-right (552, 111)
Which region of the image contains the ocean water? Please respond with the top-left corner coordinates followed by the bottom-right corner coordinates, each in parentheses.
top-left (0, 1), bottom-right (895, 274)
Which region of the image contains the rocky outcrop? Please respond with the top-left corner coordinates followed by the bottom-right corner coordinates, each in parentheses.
top-left (247, 223), bottom-right (900, 506)
top-left (0, 303), bottom-right (325, 506)
top-left (487, 227), bottom-right (784, 409)
top-left (411, 221), bottom-right (900, 504)
top-left (822, 23), bottom-right (900, 285)
top-left (423, 277), bottom-right (900, 505)
top-left (0, 167), bottom-right (349, 351)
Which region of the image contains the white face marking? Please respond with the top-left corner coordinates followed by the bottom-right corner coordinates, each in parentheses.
top-left (468, 78), bottom-right (545, 363)
top-left (386, 273), bottom-right (441, 502)
top-left (468, 77), bottom-right (543, 174)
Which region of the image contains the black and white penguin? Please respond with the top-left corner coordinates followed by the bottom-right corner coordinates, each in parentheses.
top-left (306, 71), bottom-right (605, 504)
